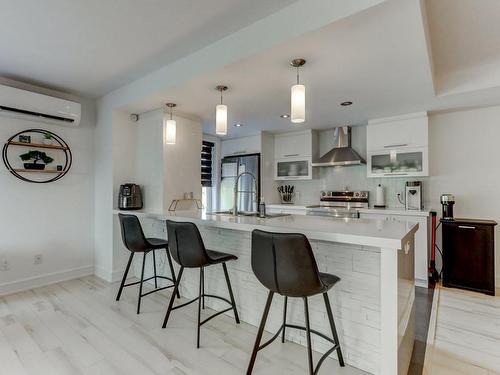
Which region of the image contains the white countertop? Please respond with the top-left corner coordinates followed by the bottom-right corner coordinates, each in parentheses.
top-left (114, 209), bottom-right (418, 250)
top-left (267, 203), bottom-right (433, 217)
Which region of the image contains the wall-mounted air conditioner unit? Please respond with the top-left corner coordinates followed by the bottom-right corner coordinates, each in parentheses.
top-left (0, 84), bottom-right (81, 127)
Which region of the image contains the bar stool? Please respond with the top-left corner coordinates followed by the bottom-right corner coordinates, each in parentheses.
top-left (247, 229), bottom-right (345, 375)
top-left (116, 213), bottom-right (179, 314)
top-left (162, 220), bottom-right (240, 348)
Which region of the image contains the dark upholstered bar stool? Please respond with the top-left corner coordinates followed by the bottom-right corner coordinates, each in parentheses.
top-left (162, 220), bottom-right (240, 348)
top-left (247, 229), bottom-right (345, 375)
top-left (116, 213), bottom-right (179, 314)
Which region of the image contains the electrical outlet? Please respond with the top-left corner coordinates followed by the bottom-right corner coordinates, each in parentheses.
top-left (34, 254), bottom-right (43, 265)
top-left (0, 259), bottom-right (9, 271)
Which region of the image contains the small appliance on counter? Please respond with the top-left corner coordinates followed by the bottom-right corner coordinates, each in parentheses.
top-left (405, 181), bottom-right (423, 210)
top-left (306, 190), bottom-right (368, 218)
top-left (374, 184), bottom-right (386, 208)
top-left (118, 183), bottom-right (143, 210)
top-left (440, 193), bottom-right (455, 220)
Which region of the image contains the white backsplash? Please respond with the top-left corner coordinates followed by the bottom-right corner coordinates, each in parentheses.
top-left (282, 166), bottom-right (429, 208)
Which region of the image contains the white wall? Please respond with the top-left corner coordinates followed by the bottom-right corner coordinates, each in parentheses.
top-left (427, 106), bottom-right (500, 286)
top-left (0, 81), bottom-right (96, 295)
top-left (163, 115), bottom-right (202, 211)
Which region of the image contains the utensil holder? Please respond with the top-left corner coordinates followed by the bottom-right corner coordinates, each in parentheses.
top-left (279, 192), bottom-right (296, 204)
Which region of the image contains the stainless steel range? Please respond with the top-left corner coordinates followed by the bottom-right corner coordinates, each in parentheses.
top-left (306, 190), bottom-right (369, 218)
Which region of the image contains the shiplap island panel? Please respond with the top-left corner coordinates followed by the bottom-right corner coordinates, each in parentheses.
top-left (113, 210), bottom-right (417, 375)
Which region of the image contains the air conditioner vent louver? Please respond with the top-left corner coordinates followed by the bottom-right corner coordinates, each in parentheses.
top-left (0, 84), bottom-right (81, 127)
top-left (0, 105), bottom-right (75, 123)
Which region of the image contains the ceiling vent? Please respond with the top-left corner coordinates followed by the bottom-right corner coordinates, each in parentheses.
top-left (0, 84), bottom-right (81, 127)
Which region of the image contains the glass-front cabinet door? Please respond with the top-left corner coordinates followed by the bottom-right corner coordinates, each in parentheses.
top-left (274, 158), bottom-right (312, 180)
top-left (367, 147), bottom-right (428, 177)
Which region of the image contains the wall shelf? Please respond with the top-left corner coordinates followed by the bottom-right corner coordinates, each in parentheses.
top-left (2, 128), bottom-right (72, 183)
top-left (12, 169), bottom-right (64, 174)
top-left (7, 141), bottom-right (69, 150)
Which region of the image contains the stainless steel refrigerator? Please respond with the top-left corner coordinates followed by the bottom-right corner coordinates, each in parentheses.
top-left (220, 154), bottom-right (260, 213)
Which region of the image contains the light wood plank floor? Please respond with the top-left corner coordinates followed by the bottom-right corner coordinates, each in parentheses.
top-left (0, 276), bottom-right (368, 375)
top-left (424, 286), bottom-right (500, 375)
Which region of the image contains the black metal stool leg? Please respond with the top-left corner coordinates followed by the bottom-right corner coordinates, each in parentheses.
top-left (246, 291), bottom-right (274, 375)
top-left (165, 248), bottom-right (180, 299)
top-left (323, 292), bottom-right (345, 366)
top-left (152, 250), bottom-right (158, 288)
top-left (222, 262), bottom-right (240, 324)
top-left (116, 252), bottom-right (134, 301)
top-left (201, 267), bottom-right (205, 309)
top-left (137, 252), bottom-right (147, 314)
top-left (162, 266), bottom-right (184, 328)
top-left (303, 297), bottom-right (314, 375)
top-left (197, 268), bottom-right (203, 348)
top-left (282, 296), bottom-right (288, 343)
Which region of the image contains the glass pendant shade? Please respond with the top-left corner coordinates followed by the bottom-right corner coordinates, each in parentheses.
top-left (216, 104), bottom-right (228, 135)
top-left (291, 84), bottom-right (305, 123)
top-left (164, 118), bottom-right (176, 145)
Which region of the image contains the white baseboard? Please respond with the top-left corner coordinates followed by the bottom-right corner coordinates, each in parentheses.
top-left (415, 278), bottom-right (428, 288)
top-left (93, 266), bottom-right (125, 283)
top-left (0, 265), bottom-right (94, 296)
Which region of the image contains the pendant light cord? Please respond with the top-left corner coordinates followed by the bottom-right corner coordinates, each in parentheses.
top-left (296, 66), bottom-right (300, 85)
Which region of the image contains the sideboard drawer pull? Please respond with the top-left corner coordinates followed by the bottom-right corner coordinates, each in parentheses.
top-left (458, 225), bottom-right (476, 229)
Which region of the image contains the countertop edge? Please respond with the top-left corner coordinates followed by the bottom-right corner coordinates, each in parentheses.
top-left (113, 210), bottom-right (417, 250)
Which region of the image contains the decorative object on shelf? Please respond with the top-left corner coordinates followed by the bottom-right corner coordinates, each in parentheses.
top-left (2, 128), bottom-right (72, 183)
top-left (19, 150), bottom-right (54, 170)
top-left (277, 185), bottom-right (295, 204)
top-left (163, 103), bottom-right (177, 145)
top-left (43, 132), bottom-right (53, 145)
top-left (290, 58), bottom-right (306, 123)
top-left (19, 135), bottom-right (31, 143)
top-left (215, 85), bottom-right (228, 136)
top-left (168, 198), bottom-right (203, 212)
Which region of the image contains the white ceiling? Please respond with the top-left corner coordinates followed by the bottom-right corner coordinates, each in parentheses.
top-left (124, 0), bottom-right (500, 138)
top-left (0, 0), bottom-right (297, 98)
top-left (425, 0), bottom-right (500, 95)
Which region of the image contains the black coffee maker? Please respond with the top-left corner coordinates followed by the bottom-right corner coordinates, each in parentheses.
top-left (119, 184), bottom-right (143, 210)
top-left (440, 194), bottom-right (455, 220)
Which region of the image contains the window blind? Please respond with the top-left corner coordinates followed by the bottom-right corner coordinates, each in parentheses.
top-left (201, 140), bottom-right (214, 187)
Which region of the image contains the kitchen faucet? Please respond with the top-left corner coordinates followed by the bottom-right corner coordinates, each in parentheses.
top-left (233, 171), bottom-right (258, 216)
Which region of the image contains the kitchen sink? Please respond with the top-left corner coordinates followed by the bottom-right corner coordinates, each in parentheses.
top-left (209, 211), bottom-right (290, 219)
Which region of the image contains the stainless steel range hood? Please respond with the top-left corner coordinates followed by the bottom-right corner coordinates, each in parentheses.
top-left (311, 126), bottom-right (366, 167)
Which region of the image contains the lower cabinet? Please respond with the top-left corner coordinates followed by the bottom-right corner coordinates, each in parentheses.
top-left (359, 212), bottom-right (429, 287)
top-left (442, 219), bottom-right (497, 295)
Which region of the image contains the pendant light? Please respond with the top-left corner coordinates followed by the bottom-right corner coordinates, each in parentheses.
top-left (163, 103), bottom-right (176, 145)
top-left (215, 85), bottom-right (228, 136)
top-left (290, 58), bottom-right (306, 123)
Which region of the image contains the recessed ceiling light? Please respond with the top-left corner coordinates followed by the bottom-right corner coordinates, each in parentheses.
top-left (340, 101), bottom-right (353, 106)
top-left (234, 123), bottom-right (242, 127)
top-left (280, 114), bottom-right (290, 118)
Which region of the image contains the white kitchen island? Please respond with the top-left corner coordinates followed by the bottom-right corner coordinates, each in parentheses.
top-left (113, 210), bottom-right (417, 375)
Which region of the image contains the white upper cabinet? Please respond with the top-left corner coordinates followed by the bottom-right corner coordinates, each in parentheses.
top-left (274, 130), bottom-right (317, 180)
top-left (367, 112), bottom-right (428, 150)
top-left (221, 135), bottom-right (261, 157)
top-left (274, 130), bottom-right (314, 159)
top-left (367, 112), bottom-right (429, 178)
